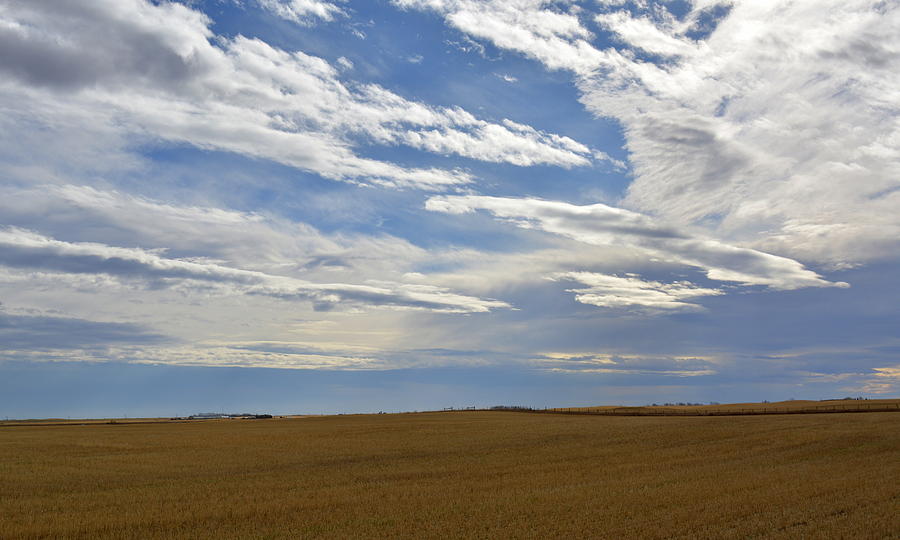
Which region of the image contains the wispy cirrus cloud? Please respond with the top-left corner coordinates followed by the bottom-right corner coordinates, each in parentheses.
top-left (0, 0), bottom-right (604, 190)
top-left (400, 0), bottom-right (900, 266)
top-left (533, 351), bottom-right (718, 376)
top-left (551, 272), bottom-right (723, 313)
top-left (0, 227), bottom-right (508, 313)
top-left (0, 184), bottom-right (430, 280)
top-left (860, 365), bottom-right (900, 394)
top-left (393, 0), bottom-right (608, 74)
top-left (426, 195), bottom-right (846, 291)
top-left (257, 0), bottom-right (346, 25)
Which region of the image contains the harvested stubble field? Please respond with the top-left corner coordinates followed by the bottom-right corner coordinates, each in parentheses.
top-left (552, 398), bottom-right (900, 416)
top-left (1, 411), bottom-right (898, 539)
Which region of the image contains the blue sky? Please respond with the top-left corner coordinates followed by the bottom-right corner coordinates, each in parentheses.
top-left (1, 0), bottom-right (899, 418)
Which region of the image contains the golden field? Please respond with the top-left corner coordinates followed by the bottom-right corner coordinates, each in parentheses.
top-left (1, 410), bottom-right (898, 539)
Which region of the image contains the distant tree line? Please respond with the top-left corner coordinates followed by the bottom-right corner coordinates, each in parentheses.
top-left (649, 402), bottom-right (718, 407)
top-left (489, 406), bottom-right (535, 411)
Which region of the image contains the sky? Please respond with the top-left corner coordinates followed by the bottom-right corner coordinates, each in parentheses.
top-left (1, 0), bottom-right (899, 418)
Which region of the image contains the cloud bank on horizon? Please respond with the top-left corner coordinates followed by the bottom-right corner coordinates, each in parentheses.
top-left (0, 0), bottom-right (898, 405)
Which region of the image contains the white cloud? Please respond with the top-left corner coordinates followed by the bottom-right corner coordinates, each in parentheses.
top-left (400, 0), bottom-right (900, 266)
top-left (841, 364), bottom-right (900, 394)
top-left (426, 195), bottom-right (846, 290)
top-left (872, 366), bottom-right (900, 380)
top-left (0, 184), bottom-right (427, 278)
top-left (0, 227), bottom-right (509, 313)
top-left (583, 1), bottom-right (900, 267)
top-left (127, 344), bottom-right (387, 370)
top-left (0, 0), bottom-right (601, 191)
top-left (594, 11), bottom-right (701, 57)
top-left (552, 271), bottom-right (722, 312)
top-left (257, 0), bottom-right (345, 25)
top-left (534, 351), bottom-right (718, 376)
top-left (0, 337), bottom-right (391, 370)
top-left (336, 56), bottom-right (354, 70)
top-left (394, 0), bottom-right (609, 74)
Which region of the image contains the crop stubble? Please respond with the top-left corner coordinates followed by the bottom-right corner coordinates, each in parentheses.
top-left (1, 411), bottom-right (898, 538)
